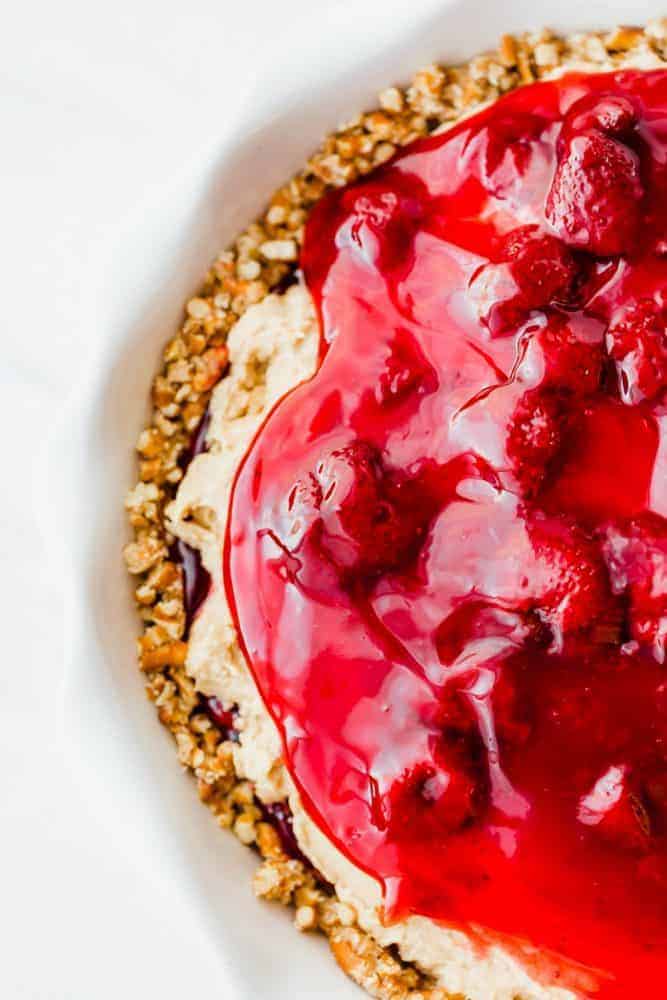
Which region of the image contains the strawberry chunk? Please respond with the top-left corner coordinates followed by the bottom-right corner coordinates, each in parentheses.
top-left (316, 442), bottom-right (424, 577)
top-left (470, 228), bottom-right (580, 335)
top-left (383, 756), bottom-right (481, 839)
top-left (507, 388), bottom-right (564, 497)
top-left (533, 315), bottom-right (604, 395)
top-left (546, 130), bottom-right (643, 256)
top-left (566, 94), bottom-right (637, 139)
top-left (607, 298), bottom-right (667, 404)
top-left (506, 319), bottom-right (604, 493)
top-left (529, 517), bottom-right (612, 638)
top-left (501, 225), bottom-right (579, 309)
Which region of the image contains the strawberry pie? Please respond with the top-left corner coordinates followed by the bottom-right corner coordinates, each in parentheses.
top-left (127, 25), bottom-right (667, 1000)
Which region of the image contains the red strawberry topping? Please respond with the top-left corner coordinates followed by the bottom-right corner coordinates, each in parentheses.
top-left (225, 70), bottom-right (667, 997)
top-left (546, 130), bottom-right (643, 256)
top-left (607, 297), bottom-right (667, 403)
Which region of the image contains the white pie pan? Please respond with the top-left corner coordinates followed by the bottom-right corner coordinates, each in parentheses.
top-left (51, 0), bottom-right (661, 996)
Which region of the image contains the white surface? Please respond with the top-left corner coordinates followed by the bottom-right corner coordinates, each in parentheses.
top-left (1, 2), bottom-right (661, 998)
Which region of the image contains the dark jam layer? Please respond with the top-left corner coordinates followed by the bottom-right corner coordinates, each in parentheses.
top-left (225, 71), bottom-right (667, 996)
top-left (171, 412), bottom-right (212, 636)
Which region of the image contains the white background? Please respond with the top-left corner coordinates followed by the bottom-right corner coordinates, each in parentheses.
top-left (2, 3), bottom-right (318, 997)
top-left (0, 2), bottom-right (431, 997)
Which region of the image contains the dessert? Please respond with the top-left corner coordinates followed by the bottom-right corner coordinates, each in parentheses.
top-left (125, 24), bottom-right (667, 1000)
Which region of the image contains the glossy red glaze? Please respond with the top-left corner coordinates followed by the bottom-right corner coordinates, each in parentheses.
top-left (225, 71), bottom-right (667, 996)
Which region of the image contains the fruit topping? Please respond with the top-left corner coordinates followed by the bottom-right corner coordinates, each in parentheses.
top-left (607, 297), bottom-right (667, 404)
top-left (501, 226), bottom-right (579, 310)
top-left (507, 388), bottom-right (565, 496)
top-left (225, 69), bottom-right (667, 997)
top-left (529, 516), bottom-right (611, 639)
top-left (546, 129), bottom-right (643, 256)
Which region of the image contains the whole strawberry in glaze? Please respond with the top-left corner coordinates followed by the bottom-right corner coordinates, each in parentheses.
top-left (471, 228), bottom-right (580, 334)
top-left (501, 225), bottom-right (579, 310)
top-left (546, 129), bottom-right (643, 256)
top-left (566, 93), bottom-right (637, 139)
top-left (315, 442), bottom-right (423, 577)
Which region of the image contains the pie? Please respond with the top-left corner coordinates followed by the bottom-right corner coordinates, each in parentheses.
top-left (125, 23), bottom-right (667, 999)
